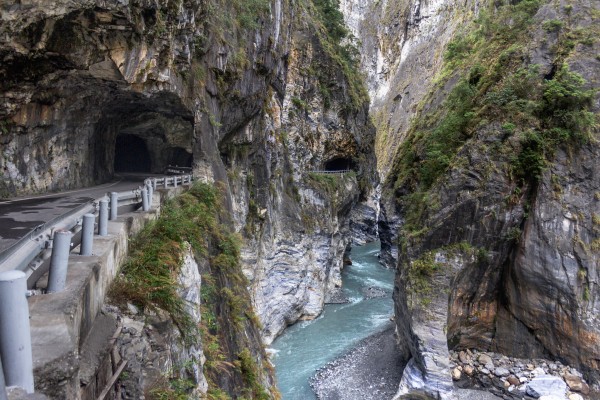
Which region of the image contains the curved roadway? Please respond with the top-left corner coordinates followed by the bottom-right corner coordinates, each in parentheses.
top-left (0, 174), bottom-right (152, 253)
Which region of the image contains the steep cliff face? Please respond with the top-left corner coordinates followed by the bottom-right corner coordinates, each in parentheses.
top-left (224, 2), bottom-right (376, 342)
top-left (341, 0), bottom-right (481, 268)
top-left (341, 0), bottom-right (481, 176)
top-left (345, 0), bottom-right (599, 398)
top-left (1, 0), bottom-right (376, 396)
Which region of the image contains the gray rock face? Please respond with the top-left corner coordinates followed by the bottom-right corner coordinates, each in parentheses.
top-left (348, 0), bottom-right (600, 394)
top-left (106, 244), bottom-right (207, 399)
top-left (340, 0), bottom-right (480, 176)
top-left (0, 0), bottom-right (377, 358)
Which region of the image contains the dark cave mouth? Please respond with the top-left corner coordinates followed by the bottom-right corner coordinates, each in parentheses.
top-left (113, 134), bottom-right (194, 174)
top-left (324, 157), bottom-right (357, 172)
top-left (114, 134), bottom-right (152, 173)
top-left (94, 91), bottom-right (195, 181)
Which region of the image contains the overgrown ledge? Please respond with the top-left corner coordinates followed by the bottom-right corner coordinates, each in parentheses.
top-left (109, 183), bottom-right (279, 400)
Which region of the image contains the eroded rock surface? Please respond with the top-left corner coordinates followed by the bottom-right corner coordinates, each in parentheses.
top-left (344, 0), bottom-right (600, 398)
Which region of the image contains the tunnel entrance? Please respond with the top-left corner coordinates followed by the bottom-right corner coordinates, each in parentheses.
top-left (93, 92), bottom-right (195, 182)
top-left (169, 147), bottom-right (193, 168)
top-left (114, 134), bottom-right (152, 173)
top-left (324, 157), bottom-right (355, 172)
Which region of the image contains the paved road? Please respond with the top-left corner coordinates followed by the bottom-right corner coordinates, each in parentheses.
top-left (0, 174), bottom-right (151, 253)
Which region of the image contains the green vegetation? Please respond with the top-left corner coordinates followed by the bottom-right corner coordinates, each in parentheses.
top-left (291, 96), bottom-right (309, 111)
top-left (110, 184), bottom-right (219, 339)
top-left (542, 19), bottom-right (564, 32)
top-left (404, 243), bottom-right (488, 307)
top-left (306, 171), bottom-right (356, 196)
top-left (308, 0), bottom-right (368, 110)
top-left (237, 349), bottom-right (271, 400)
top-left (407, 251), bottom-right (442, 305)
top-left (110, 183), bottom-right (279, 399)
top-left (205, 0), bottom-right (270, 36)
top-left (389, 0), bottom-right (597, 240)
top-left (148, 375), bottom-right (196, 400)
top-left (232, 0), bottom-right (271, 30)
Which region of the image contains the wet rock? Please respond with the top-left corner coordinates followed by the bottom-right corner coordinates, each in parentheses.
top-left (362, 286), bottom-right (387, 299)
top-left (325, 289), bottom-right (350, 304)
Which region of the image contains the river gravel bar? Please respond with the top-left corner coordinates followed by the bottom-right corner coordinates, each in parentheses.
top-left (310, 322), bottom-right (403, 400)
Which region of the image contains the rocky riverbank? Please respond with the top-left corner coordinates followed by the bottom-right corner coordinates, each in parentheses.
top-left (450, 349), bottom-right (599, 400)
top-left (310, 323), bottom-right (403, 400)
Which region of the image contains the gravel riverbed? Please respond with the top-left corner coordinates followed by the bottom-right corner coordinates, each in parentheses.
top-left (310, 323), bottom-right (403, 400)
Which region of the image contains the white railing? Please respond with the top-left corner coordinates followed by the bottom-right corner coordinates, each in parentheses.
top-left (0, 174), bottom-right (195, 285)
top-left (0, 173), bottom-right (195, 395)
top-left (308, 169), bottom-right (352, 175)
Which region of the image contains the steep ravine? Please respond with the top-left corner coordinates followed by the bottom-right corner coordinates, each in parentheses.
top-left (343, 0), bottom-right (600, 398)
top-left (1, 0), bottom-right (376, 398)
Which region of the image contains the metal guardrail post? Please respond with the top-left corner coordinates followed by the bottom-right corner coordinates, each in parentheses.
top-left (109, 192), bottom-right (118, 220)
top-left (0, 358), bottom-right (7, 400)
top-left (47, 230), bottom-right (72, 293)
top-left (80, 214), bottom-right (95, 256)
top-left (0, 271), bottom-right (34, 393)
top-left (98, 199), bottom-right (108, 236)
top-left (141, 187), bottom-right (149, 212)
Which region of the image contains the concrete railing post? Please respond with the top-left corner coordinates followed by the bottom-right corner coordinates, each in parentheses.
top-left (109, 192), bottom-right (118, 220)
top-left (173, 176), bottom-right (178, 188)
top-left (0, 358), bottom-right (7, 400)
top-left (164, 177), bottom-right (169, 188)
top-left (47, 230), bottom-right (72, 293)
top-left (147, 183), bottom-right (153, 207)
top-left (80, 213), bottom-right (94, 256)
top-left (141, 187), bottom-right (149, 212)
top-left (0, 271), bottom-right (34, 393)
top-left (98, 199), bottom-right (108, 236)
top-left (152, 178), bottom-right (158, 191)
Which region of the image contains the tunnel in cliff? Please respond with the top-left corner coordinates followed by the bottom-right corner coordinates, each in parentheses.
top-left (324, 157), bottom-right (357, 172)
top-left (114, 134), bottom-right (152, 172)
top-left (93, 92), bottom-right (194, 180)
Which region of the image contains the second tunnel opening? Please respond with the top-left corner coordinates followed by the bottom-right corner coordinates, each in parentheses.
top-left (114, 134), bottom-right (152, 173)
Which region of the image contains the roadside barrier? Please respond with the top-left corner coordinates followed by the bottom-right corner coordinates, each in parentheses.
top-left (0, 172), bottom-right (194, 394)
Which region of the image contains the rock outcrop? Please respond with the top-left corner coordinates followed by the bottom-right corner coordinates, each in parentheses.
top-left (344, 0), bottom-right (600, 398)
top-left (1, 0), bottom-right (376, 395)
top-left (105, 245), bottom-right (207, 399)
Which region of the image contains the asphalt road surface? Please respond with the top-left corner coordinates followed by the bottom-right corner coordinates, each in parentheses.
top-left (0, 174), bottom-right (151, 253)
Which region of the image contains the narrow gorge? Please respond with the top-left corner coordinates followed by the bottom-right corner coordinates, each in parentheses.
top-left (0, 0), bottom-right (599, 399)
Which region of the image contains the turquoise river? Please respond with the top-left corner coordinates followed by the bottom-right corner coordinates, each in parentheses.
top-left (271, 241), bottom-right (396, 399)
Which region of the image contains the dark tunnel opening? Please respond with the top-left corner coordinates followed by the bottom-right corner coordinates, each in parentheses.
top-left (324, 157), bottom-right (356, 172)
top-left (169, 147), bottom-right (193, 168)
top-left (114, 134), bottom-right (152, 173)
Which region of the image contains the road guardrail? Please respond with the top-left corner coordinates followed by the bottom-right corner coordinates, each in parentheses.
top-left (0, 173), bottom-right (194, 395)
